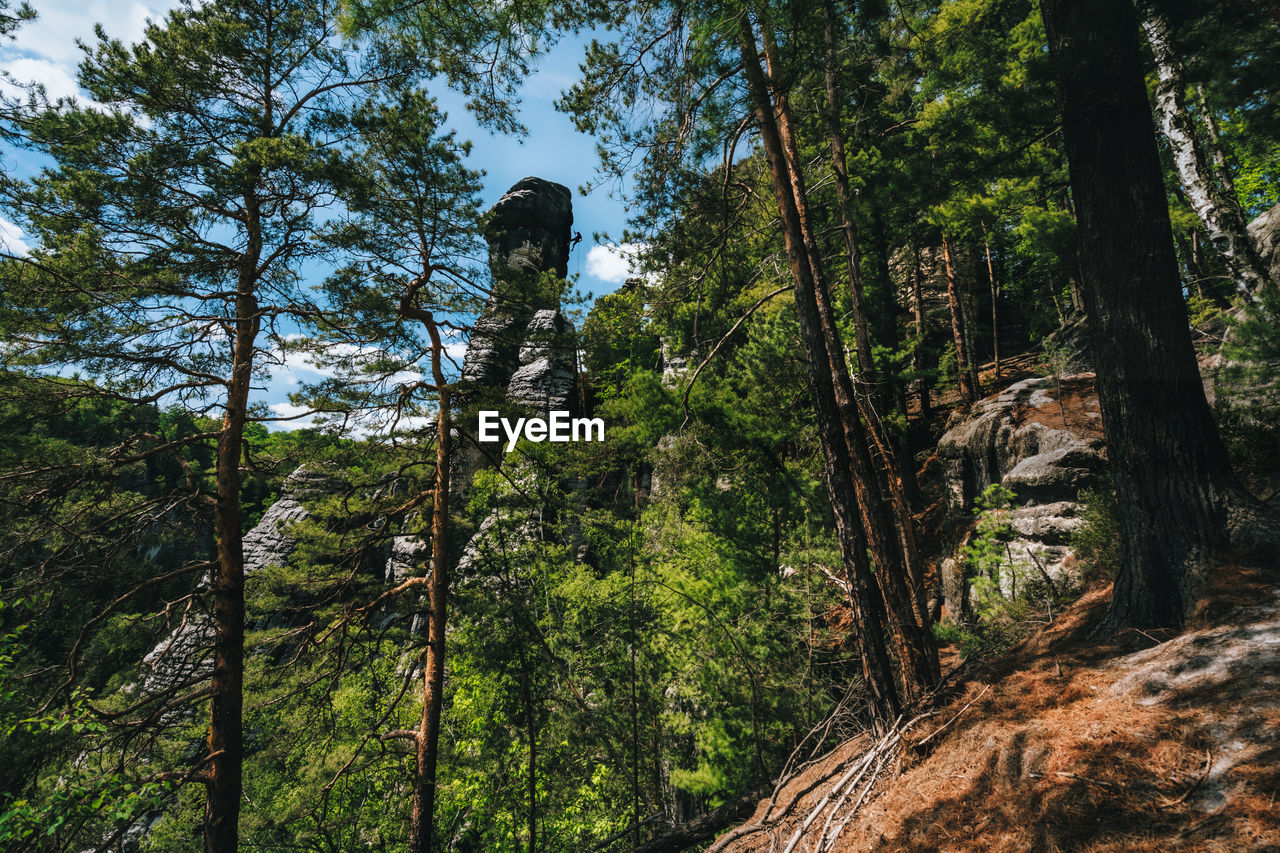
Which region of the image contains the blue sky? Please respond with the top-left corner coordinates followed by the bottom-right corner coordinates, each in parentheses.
top-left (0, 0), bottom-right (643, 428)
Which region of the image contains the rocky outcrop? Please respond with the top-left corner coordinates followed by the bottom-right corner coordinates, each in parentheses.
top-left (484, 176), bottom-right (573, 280)
top-left (507, 308), bottom-right (576, 411)
top-left (1246, 201), bottom-right (1280, 286)
top-left (456, 177), bottom-right (581, 500)
top-left (462, 177), bottom-right (576, 398)
top-left (241, 468), bottom-right (338, 573)
top-left (936, 374), bottom-right (1108, 620)
top-left (136, 468), bottom-right (343, 693)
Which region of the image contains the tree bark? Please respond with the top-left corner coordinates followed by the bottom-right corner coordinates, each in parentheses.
top-left (820, 0), bottom-right (875, 388)
top-left (982, 224), bottom-right (1001, 381)
top-left (1041, 0), bottom-right (1273, 629)
top-left (941, 234), bottom-right (980, 404)
top-left (765, 24), bottom-right (937, 697)
top-left (407, 295), bottom-right (452, 853)
top-left (737, 17), bottom-right (902, 724)
top-left (205, 203), bottom-right (261, 853)
top-left (1138, 2), bottom-right (1267, 293)
top-left (910, 244), bottom-right (933, 421)
top-left (743, 16), bottom-right (938, 714)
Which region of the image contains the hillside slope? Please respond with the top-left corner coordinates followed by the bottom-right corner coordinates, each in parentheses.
top-left (713, 566), bottom-right (1280, 852)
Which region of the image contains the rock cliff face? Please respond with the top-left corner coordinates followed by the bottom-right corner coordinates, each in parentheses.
top-left (1247, 201), bottom-right (1280, 286)
top-left (507, 308), bottom-right (576, 411)
top-left (461, 176), bottom-right (577, 414)
top-left (484, 176), bottom-right (573, 280)
top-left (936, 374), bottom-right (1108, 619)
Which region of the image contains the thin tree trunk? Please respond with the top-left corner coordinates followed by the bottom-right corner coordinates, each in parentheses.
top-left (982, 224), bottom-right (1001, 381)
top-left (405, 289), bottom-right (452, 853)
top-left (1195, 84), bottom-right (1240, 206)
top-left (737, 16), bottom-right (903, 725)
top-left (747, 16), bottom-right (938, 710)
top-left (820, 0), bottom-right (923, 543)
top-left (1041, 0), bottom-right (1275, 630)
top-left (820, 0), bottom-right (876, 388)
top-left (910, 245), bottom-right (932, 421)
top-left (765, 25), bottom-right (937, 697)
top-left (1139, 2), bottom-right (1267, 293)
top-left (941, 234), bottom-right (980, 404)
top-left (206, 257), bottom-right (258, 853)
top-left (516, 644), bottom-right (537, 853)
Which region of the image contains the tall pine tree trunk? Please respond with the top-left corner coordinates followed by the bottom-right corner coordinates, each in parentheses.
top-left (205, 213), bottom-right (261, 853)
top-left (1041, 0), bottom-right (1275, 630)
top-left (405, 292), bottom-right (452, 853)
top-left (763, 23), bottom-right (937, 696)
top-left (941, 234), bottom-right (980, 404)
top-left (910, 244), bottom-right (933, 422)
top-left (766, 25), bottom-right (938, 698)
top-left (1138, 2), bottom-right (1267, 293)
top-left (982, 224), bottom-right (1001, 381)
top-left (820, 0), bottom-right (875, 387)
top-left (741, 15), bottom-right (938, 716)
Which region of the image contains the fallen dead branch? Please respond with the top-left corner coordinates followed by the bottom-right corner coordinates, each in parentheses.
top-left (704, 673), bottom-right (978, 853)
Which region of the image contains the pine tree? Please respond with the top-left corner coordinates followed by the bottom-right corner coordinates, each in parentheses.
top-left (0, 1), bottom-right (422, 847)
top-left (1040, 0), bottom-right (1279, 629)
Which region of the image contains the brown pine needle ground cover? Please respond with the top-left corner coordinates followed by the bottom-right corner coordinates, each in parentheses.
top-left (716, 566), bottom-right (1280, 852)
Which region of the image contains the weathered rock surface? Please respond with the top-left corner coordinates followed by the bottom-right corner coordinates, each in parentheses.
top-left (137, 468), bottom-right (341, 693)
top-left (462, 177), bottom-right (575, 395)
top-left (457, 178), bottom-right (580, 500)
top-left (1247, 200), bottom-right (1280, 285)
top-left (484, 175), bottom-right (573, 280)
top-left (507, 308), bottom-right (576, 411)
top-left (241, 467), bottom-right (337, 573)
top-left (936, 374), bottom-right (1107, 619)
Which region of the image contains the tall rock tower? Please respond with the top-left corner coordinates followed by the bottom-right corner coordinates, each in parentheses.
top-left (460, 177), bottom-right (577, 413)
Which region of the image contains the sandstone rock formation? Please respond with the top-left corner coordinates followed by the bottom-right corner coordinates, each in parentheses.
top-left (1246, 201), bottom-right (1280, 286)
top-left (136, 467), bottom-right (340, 693)
top-left (462, 176), bottom-right (577, 405)
top-left (484, 175), bottom-right (573, 280)
top-left (936, 374), bottom-right (1108, 620)
top-left (507, 308), bottom-right (576, 411)
top-left (456, 177), bottom-right (581, 499)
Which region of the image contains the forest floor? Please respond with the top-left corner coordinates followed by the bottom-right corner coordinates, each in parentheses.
top-left (715, 563), bottom-right (1280, 853)
top-left (714, 353), bottom-right (1280, 852)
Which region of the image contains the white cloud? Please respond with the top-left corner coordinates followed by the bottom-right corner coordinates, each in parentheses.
top-left (585, 242), bottom-right (646, 284)
top-left (269, 401), bottom-right (314, 422)
top-left (0, 1), bottom-right (169, 105)
top-left (0, 216), bottom-right (30, 255)
top-left (2, 57), bottom-right (81, 101)
top-left (9, 1), bottom-right (161, 64)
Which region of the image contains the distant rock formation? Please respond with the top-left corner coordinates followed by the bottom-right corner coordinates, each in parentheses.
top-left (137, 468), bottom-right (342, 694)
top-left (461, 176), bottom-right (577, 412)
top-left (456, 177), bottom-right (581, 497)
top-left (936, 374), bottom-right (1108, 620)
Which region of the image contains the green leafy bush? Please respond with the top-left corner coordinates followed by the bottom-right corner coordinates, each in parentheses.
top-left (1071, 485), bottom-right (1121, 583)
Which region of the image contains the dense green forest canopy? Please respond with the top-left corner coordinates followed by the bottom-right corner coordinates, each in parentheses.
top-left (0, 0), bottom-right (1277, 850)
